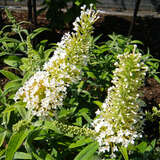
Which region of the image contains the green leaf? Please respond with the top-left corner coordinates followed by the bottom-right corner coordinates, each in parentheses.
top-left (78, 108), bottom-right (89, 116)
top-left (74, 142), bottom-right (98, 160)
top-left (30, 28), bottom-right (51, 39)
top-left (0, 37), bottom-right (20, 43)
top-left (0, 88), bottom-right (3, 97)
top-left (22, 71), bottom-right (34, 84)
top-left (77, 81), bottom-right (84, 93)
top-left (3, 106), bottom-right (15, 114)
top-left (18, 42), bottom-right (26, 52)
top-left (14, 152), bottom-right (32, 159)
top-left (5, 129), bottom-right (30, 160)
top-left (4, 80), bottom-right (21, 91)
top-left (0, 149), bottom-right (5, 158)
top-left (119, 146), bottom-right (128, 160)
top-left (73, 117), bottom-right (82, 126)
top-left (44, 49), bottom-right (54, 61)
top-left (45, 154), bottom-right (55, 160)
top-left (93, 101), bottom-right (103, 110)
top-left (50, 148), bottom-right (57, 157)
top-left (20, 28), bottom-right (29, 36)
top-left (146, 139), bottom-right (156, 152)
top-left (154, 75), bottom-right (160, 84)
top-left (89, 155), bottom-right (101, 160)
top-left (43, 121), bottom-right (61, 134)
top-left (13, 102), bottom-right (27, 119)
top-left (75, 0), bottom-right (81, 6)
top-left (58, 107), bottom-right (76, 120)
top-left (3, 109), bottom-right (11, 125)
top-left (32, 152), bottom-right (43, 160)
top-left (0, 131), bottom-right (7, 147)
top-left (87, 72), bottom-right (96, 79)
top-left (0, 70), bottom-right (20, 80)
top-left (0, 51), bottom-right (9, 57)
top-left (136, 141), bottom-right (148, 153)
top-left (3, 56), bottom-right (21, 67)
top-left (69, 138), bottom-right (93, 149)
top-left (81, 113), bottom-right (92, 123)
top-left (0, 89), bottom-right (6, 104)
top-left (2, 85), bottom-right (20, 97)
top-left (130, 40), bottom-right (143, 45)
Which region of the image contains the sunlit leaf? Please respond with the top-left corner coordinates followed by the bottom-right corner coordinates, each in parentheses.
top-left (6, 129), bottom-right (30, 160)
top-left (74, 142), bottom-right (98, 160)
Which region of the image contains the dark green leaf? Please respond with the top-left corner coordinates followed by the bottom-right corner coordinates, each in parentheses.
top-left (4, 80), bottom-right (21, 91)
top-left (32, 152), bottom-right (43, 160)
top-left (0, 149), bottom-right (5, 158)
top-left (136, 141), bottom-right (148, 153)
top-left (69, 138), bottom-right (93, 149)
top-left (5, 129), bottom-right (30, 160)
top-left (74, 142), bottom-right (98, 160)
top-left (81, 113), bottom-right (92, 123)
top-left (45, 154), bottom-right (55, 160)
top-left (13, 102), bottom-right (27, 119)
top-left (87, 72), bottom-right (96, 79)
top-left (43, 121), bottom-right (61, 134)
top-left (0, 131), bottom-right (7, 147)
top-left (3, 106), bottom-right (15, 114)
top-left (30, 28), bottom-right (51, 39)
top-left (119, 146), bottom-right (128, 160)
top-left (44, 49), bottom-right (54, 61)
top-left (0, 37), bottom-right (20, 43)
top-left (3, 56), bottom-right (21, 67)
top-left (0, 89), bottom-right (6, 104)
top-left (0, 70), bottom-right (20, 80)
top-left (3, 110), bottom-right (11, 125)
top-left (146, 139), bottom-right (156, 152)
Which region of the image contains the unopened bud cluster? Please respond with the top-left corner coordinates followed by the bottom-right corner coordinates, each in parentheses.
top-left (47, 120), bottom-right (96, 137)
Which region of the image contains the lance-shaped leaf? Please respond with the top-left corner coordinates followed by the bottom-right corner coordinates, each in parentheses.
top-left (5, 129), bottom-right (30, 160)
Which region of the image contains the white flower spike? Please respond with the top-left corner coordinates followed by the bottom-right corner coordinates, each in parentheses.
top-left (14, 4), bottom-right (99, 118)
top-left (92, 47), bottom-right (148, 156)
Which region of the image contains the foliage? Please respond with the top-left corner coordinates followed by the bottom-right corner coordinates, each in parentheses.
top-left (40, 0), bottom-right (98, 29)
top-left (0, 6), bottom-right (160, 160)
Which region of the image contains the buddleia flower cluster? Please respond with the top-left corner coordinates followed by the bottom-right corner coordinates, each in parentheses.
top-left (14, 4), bottom-right (99, 117)
top-left (92, 46), bottom-right (148, 157)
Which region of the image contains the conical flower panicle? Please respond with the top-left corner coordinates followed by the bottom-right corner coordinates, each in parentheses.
top-left (14, 4), bottom-right (99, 118)
top-left (92, 46), bottom-right (148, 156)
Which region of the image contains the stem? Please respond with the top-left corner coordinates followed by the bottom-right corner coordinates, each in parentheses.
top-left (27, 0), bottom-right (33, 23)
top-left (128, 0), bottom-right (141, 35)
top-left (33, 0), bottom-right (37, 25)
top-left (18, 32), bottom-right (24, 42)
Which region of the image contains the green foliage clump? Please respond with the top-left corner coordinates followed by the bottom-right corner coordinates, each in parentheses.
top-left (40, 0), bottom-right (98, 29)
top-left (0, 5), bottom-right (160, 160)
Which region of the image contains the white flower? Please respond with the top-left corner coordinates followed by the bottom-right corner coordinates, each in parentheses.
top-left (15, 5), bottom-right (99, 118)
top-left (93, 50), bottom-right (146, 156)
top-left (81, 4), bottom-right (86, 10)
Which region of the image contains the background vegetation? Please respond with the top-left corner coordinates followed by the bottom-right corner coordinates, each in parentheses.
top-left (0, 1), bottom-right (160, 160)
